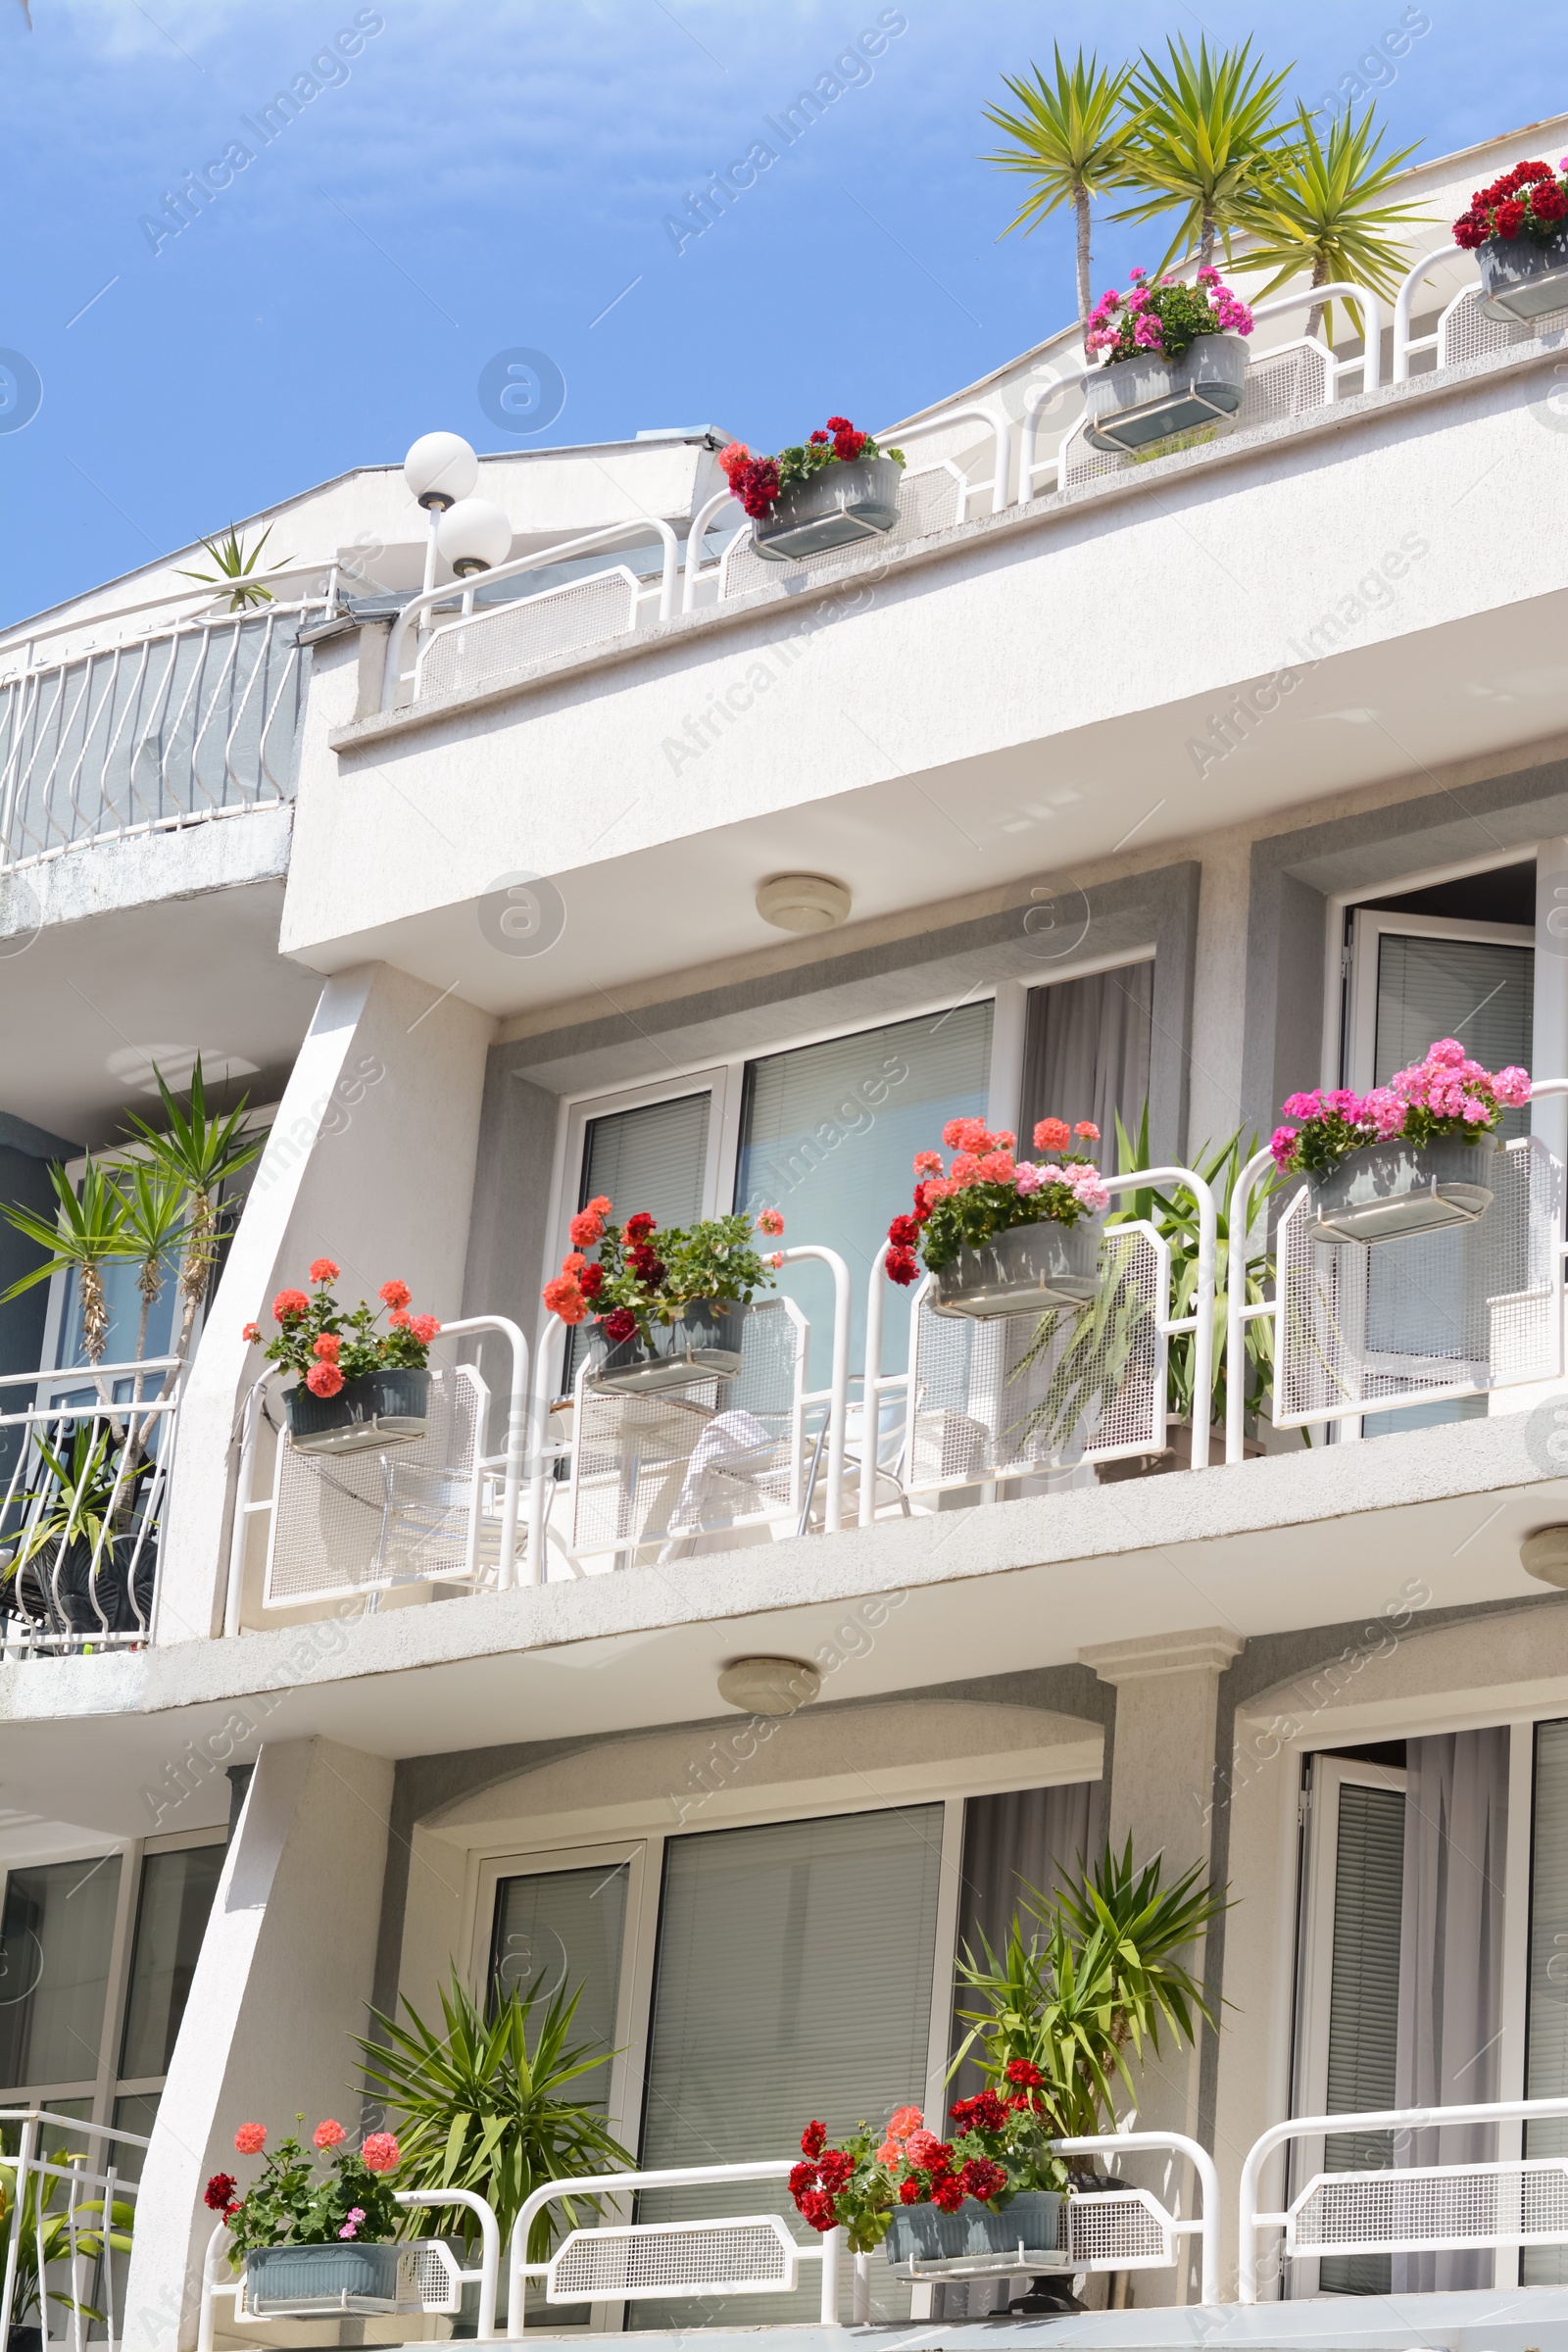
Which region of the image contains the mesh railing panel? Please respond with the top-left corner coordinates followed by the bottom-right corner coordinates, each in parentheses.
top-left (1290, 2160), bottom-right (1568, 2254)
top-left (1061, 341), bottom-right (1333, 490)
top-left (1274, 1140), bottom-right (1560, 1427)
top-left (549, 2219), bottom-right (796, 2299)
top-left (1068, 2190), bottom-right (1173, 2268)
top-left (903, 1224), bottom-right (1166, 1494)
top-left (1440, 285), bottom-right (1568, 368)
top-left (0, 612), bottom-right (311, 868)
top-left (264, 1366), bottom-right (488, 1605)
top-left (410, 2242), bottom-right (462, 2313)
top-left (717, 464), bottom-right (965, 601)
top-left (416, 569), bottom-right (640, 699)
top-left (566, 1300), bottom-right (804, 1565)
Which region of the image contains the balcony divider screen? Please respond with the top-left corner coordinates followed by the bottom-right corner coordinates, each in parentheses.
top-left (632, 1805), bottom-right (945, 2328)
top-left (1019, 961), bottom-right (1153, 1157)
top-left (735, 1004), bottom-right (993, 1383)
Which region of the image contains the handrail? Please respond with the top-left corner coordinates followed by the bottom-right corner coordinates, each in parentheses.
top-left (1239, 2093), bottom-right (1568, 2301)
top-left (1248, 282), bottom-right (1386, 391)
top-left (382, 518), bottom-right (679, 709)
top-left (0, 2107), bottom-right (149, 2352)
top-left (681, 485), bottom-right (746, 612)
top-left (0, 589), bottom-right (332, 683)
top-left (777, 1245), bottom-right (851, 1530)
top-left (508, 2160), bottom-right (843, 2331)
top-left (1394, 239), bottom-right (1465, 382)
top-left (1050, 2129), bottom-right (1220, 2307)
top-left (882, 402), bottom-right (1013, 513)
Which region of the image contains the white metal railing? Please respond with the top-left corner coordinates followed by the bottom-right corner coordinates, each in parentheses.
top-left (860, 1168), bottom-right (1215, 1522)
top-left (1225, 1085), bottom-right (1568, 1461)
top-left (382, 520), bottom-right (679, 710)
top-left (508, 2132), bottom-right (1216, 2328)
top-left (223, 1315), bottom-right (527, 1631)
top-left (0, 2105), bottom-right (148, 2352)
top-left (197, 2186), bottom-right (500, 2347)
top-left (0, 1358), bottom-right (180, 1653)
top-left (1239, 2095), bottom-right (1568, 2301)
top-left (524, 1246), bottom-right (851, 1581)
top-left (0, 602), bottom-right (323, 873)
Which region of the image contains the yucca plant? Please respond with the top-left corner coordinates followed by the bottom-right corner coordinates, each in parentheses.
top-left (1106, 1108), bottom-right (1278, 1435)
top-left (0, 2140), bottom-right (134, 2329)
top-left (115, 1161), bottom-right (189, 1372)
top-left (1114, 35), bottom-right (1300, 274)
top-left (122, 1059), bottom-right (262, 1387)
top-left (174, 522), bottom-right (292, 611)
top-left (1233, 104), bottom-right (1431, 345)
top-left (953, 1839), bottom-right (1227, 2138)
top-left (1, 1156), bottom-right (132, 1366)
top-left (982, 47), bottom-right (1137, 321)
top-left (355, 1970), bottom-right (632, 2264)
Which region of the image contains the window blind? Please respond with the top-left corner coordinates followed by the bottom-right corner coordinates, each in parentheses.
top-left (633, 1805), bottom-right (944, 2327)
top-left (489, 1863), bottom-right (628, 2109)
top-left (735, 1003), bottom-right (993, 1380)
top-left (1320, 1778), bottom-right (1404, 2295)
top-left (1374, 934), bottom-right (1533, 1140)
top-left (1526, 1720), bottom-right (1568, 2281)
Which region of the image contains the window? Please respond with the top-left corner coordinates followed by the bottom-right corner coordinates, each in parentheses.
top-left (0, 1854), bottom-right (123, 2098)
top-left (1019, 961), bottom-right (1153, 1152)
top-left (488, 1860), bottom-right (628, 2112)
top-left (563, 1091), bottom-right (714, 1390)
top-left (119, 1844), bottom-right (225, 2082)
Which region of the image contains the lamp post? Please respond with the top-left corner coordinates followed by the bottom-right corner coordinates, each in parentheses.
top-left (402, 431), bottom-right (479, 604)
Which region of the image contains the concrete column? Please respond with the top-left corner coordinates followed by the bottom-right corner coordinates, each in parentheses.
top-left (121, 1737), bottom-right (395, 2352)
top-left (1080, 1627), bottom-right (1244, 2305)
top-left (155, 958), bottom-right (494, 1643)
top-left (1535, 840), bottom-right (1568, 1163)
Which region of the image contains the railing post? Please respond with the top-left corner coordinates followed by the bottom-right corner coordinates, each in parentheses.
top-left (820, 2223), bottom-right (843, 2325)
top-left (1226, 1150), bottom-right (1276, 1469)
top-left (1102, 1166), bottom-right (1218, 1470)
top-left (0, 2112), bottom-right (37, 2352)
top-left (1394, 240), bottom-right (1462, 381)
top-left (1050, 2128), bottom-right (1219, 2308)
top-left (860, 1243), bottom-right (890, 1527)
top-left (778, 1248), bottom-right (850, 1533)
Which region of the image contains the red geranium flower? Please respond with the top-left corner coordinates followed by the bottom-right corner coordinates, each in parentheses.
top-left (308, 1258), bottom-right (339, 1284)
top-left (569, 1207), bottom-right (607, 1250)
top-left (801, 2121), bottom-right (827, 2159)
top-left (899, 2177), bottom-right (924, 2204)
top-left (788, 2161), bottom-right (818, 2197)
top-left (409, 1314), bottom-right (441, 1344)
top-left (313, 1332), bottom-right (340, 1361)
top-left (272, 1289), bottom-right (309, 1323)
top-left (799, 2189), bottom-right (838, 2232)
top-left (1495, 198), bottom-right (1527, 238)
top-left (1004, 2057), bottom-right (1045, 2087)
top-left (379, 1279), bottom-right (411, 1310)
top-left (885, 1248), bottom-right (919, 1286)
top-left (603, 1307), bottom-right (638, 1343)
top-left (931, 2172), bottom-right (964, 2212)
top-left (887, 1214), bottom-right (920, 1250)
top-left (543, 1274), bottom-right (586, 1325)
top-left (205, 2171), bottom-right (238, 2212)
top-left (578, 1263), bottom-right (604, 1298)
top-left (1536, 181), bottom-right (1568, 221)
top-left (241, 1321), bottom-right (261, 1343)
top-left (306, 1361), bottom-right (345, 1398)
top-left (624, 1211), bottom-right (657, 1241)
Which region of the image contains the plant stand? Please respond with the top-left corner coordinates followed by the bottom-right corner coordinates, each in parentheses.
top-left (1476, 227), bottom-right (1568, 321)
top-left (752, 456), bottom-right (903, 561)
top-left (1305, 1139), bottom-right (1499, 1247)
top-left (285, 1366), bottom-right (430, 1454)
top-left (584, 1299), bottom-right (750, 1394)
top-left (929, 1217), bottom-right (1104, 1318)
top-left (1084, 333), bottom-right (1250, 455)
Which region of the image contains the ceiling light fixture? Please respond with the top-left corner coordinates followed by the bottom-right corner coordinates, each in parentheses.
top-left (1521, 1526), bottom-right (1568, 1587)
top-left (716, 1656), bottom-right (822, 1715)
top-left (756, 874), bottom-right (853, 934)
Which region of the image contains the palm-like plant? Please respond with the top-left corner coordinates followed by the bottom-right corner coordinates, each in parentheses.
top-left (953, 1839), bottom-right (1226, 2138)
top-left (982, 48), bottom-right (1137, 322)
top-left (1, 1157), bottom-right (132, 1366)
top-left (0, 2142), bottom-right (134, 2328)
top-left (122, 1059), bottom-right (262, 1384)
top-left (1114, 35), bottom-right (1299, 274)
top-left (356, 1971), bottom-right (632, 2263)
top-left (115, 1161), bottom-right (189, 1372)
top-left (1232, 105), bottom-right (1430, 345)
top-left (1106, 1109), bottom-right (1278, 1434)
top-left (174, 522), bottom-right (292, 612)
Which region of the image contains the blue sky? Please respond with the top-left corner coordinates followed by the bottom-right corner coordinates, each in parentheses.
top-left (1, 0), bottom-right (1563, 626)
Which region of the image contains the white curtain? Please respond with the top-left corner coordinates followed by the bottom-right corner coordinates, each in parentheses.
top-left (1019, 961), bottom-right (1153, 1155)
top-left (1392, 1727), bottom-right (1510, 2293)
top-left (950, 1782), bottom-right (1096, 2099)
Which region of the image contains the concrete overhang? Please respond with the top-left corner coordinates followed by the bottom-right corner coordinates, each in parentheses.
top-left (4, 1411), bottom-right (1566, 1840)
top-left (284, 337), bottom-right (1568, 1017)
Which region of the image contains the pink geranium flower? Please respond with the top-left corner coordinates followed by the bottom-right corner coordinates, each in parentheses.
top-left (313, 2119), bottom-right (347, 2150)
top-left (234, 2123), bottom-right (266, 2154)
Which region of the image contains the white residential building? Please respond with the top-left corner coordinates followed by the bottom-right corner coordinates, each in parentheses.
top-left (5, 111), bottom-right (1568, 2352)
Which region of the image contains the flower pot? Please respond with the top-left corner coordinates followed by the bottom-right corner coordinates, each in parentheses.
top-left (752, 456), bottom-right (904, 561)
top-left (584, 1300), bottom-right (749, 1394)
top-left (884, 2190), bottom-right (1063, 2272)
top-left (1305, 1139), bottom-right (1499, 1247)
top-left (1084, 331), bottom-right (1250, 454)
top-left (245, 2241), bottom-right (402, 2313)
top-left (928, 1216), bottom-right (1104, 1319)
top-left (1476, 227), bottom-right (1568, 321)
top-left (285, 1366), bottom-right (430, 1455)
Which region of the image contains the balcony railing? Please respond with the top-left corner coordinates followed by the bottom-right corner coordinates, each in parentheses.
top-left (0, 598), bottom-right (327, 875)
top-left (359, 263), bottom-right (1568, 719)
top-left (0, 1358), bottom-right (181, 1655)
top-left (0, 2105), bottom-right (148, 2351)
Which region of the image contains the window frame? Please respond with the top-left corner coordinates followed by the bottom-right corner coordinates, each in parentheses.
top-left (1343, 907), bottom-right (1535, 1098)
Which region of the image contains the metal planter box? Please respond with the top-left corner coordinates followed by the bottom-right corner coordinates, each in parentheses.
top-left (245, 2241), bottom-right (403, 2313)
top-left (1306, 1139), bottom-right (1499, 1247)
top-left (929, 1216), bottom-right (1103, 1319)
top-left (1084, 332), bottom-right (1250, 454)
top-left (584, 1299), bottom-right (750, 1393)
top-left (884, 2190), bottom-right (1063, 2273)
top-left (752, 456), bottom-right (903, 561)
top-left (285, 1365), bottom-right (430, 1454)
top-left (1477, 228), bottom-right (1568, 321)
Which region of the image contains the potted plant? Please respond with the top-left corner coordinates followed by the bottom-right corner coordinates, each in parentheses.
top-left (355, 1969), bottom-right (633, 2293)
top-left (211, 2117), bottom-right (405, 2313)
top-left (543, 1202), bottom-right (785, 1394)
top-left (719, 418), bottom-right (906, 561)
top-left (1082, 266), bottom-right (1254, 453)
top-left (788, 2079), bottom-right (1066, 2277)
top-left (1269, 1040), bottom-right (1532, 1247)
top-left (0, 2134), bottom-right (134, 2350)
top-left (1452, 157), bottom-right (1568, 321)
top-left (247, 1261), bottom-right (442, 1454)
top-left (884, 1116), bottom-right (1109, 1317)
top-left (0, 1423), bottom-right (154, 1641)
